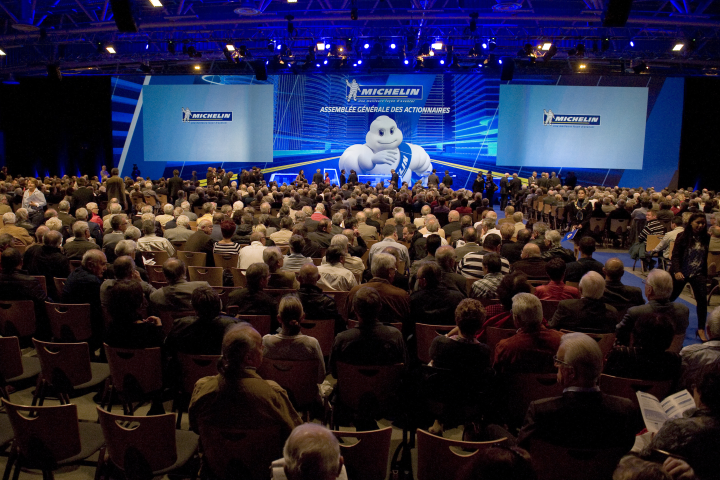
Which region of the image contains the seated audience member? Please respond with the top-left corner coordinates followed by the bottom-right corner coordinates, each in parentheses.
top-left (429, 298), bottom-right (491, 372)
top-left (228, 262), bottom-right (279, 329)
top-left (238, 231), bottom-right (267, 270)
top-left (212, 220), bottom-right (242, 255)
top-left (410, 262), bottom-right (465, 330)
top-left (466, 272), bottom-right (533, 341)
top-left (455, 227), bottom-right (482, 261)
top-left (189, 324), bottom-right (303, 457)
top-left (612, 455), bottom-right (676, 480)
top-left (550, 271), bottom-right (618, 333)
top-left (155, 204), bottom-right (175, 227)
top-left (680, 307), bottom-right (720, 390)
top-left (329, 286), bottom-right (408, 378)
top-left (343, 228), bottom-right (367, 260)
top-left (317, 245), bottom-right (358, 292)
top-left (63, 249), bottom-right (107, 342)
top-left (470, 252), bottom-right (505, 300)
top-left (436, 245), bottom-right (467, 295)
top-left (408, 234), bottom-right (441, 290)
top-left (564, 237), bottom-right (604, 283)
top-left (381, 246), bottom-right (410, 291)
top-left (99, 255), bottom-right (155, 308)
top-left (368, 224), bottom-right (410, 268)
top-left (0, 247), bottom-right (50, 337)
top-left (262, 295), bottom-right (325, 384)
top-left (458, 233), bottom-right (510, 280)
top-left (494, 293), bottom-right (564, 375)
top-left (640, 362), bottom-right (720, 480)
top-left (26, 230), bottom-right (70, 300)
top-left (502, 228), bottom-right (531, 265)
top-left (21, 225), bottom-right (47, 270)
top-left (605, 313), bottom-right (681, 381)
top-left (601, 257), bottom-right (645, 313)
top-left (276, 424), bottom-right (346, 480)
top-left (510, 243), bottom-right (547, 279)
top-left (297, 264), bottom-right (344, 333)
top-left (105, 279), bottom-right (163, 349)
top-left (103, 214), bottom-right (128, 247)
top-left (637, 209), bottom-right (666, 270)
top-left (63, 221), bottom-right (101, 260)
top-left (265, 247), bottom-right (299, 289)
top-left (282, 235), bottom-right (314, 273)
top-left (0, 212), bottom-right (34, 245)
top-left (616, 269), bottom-right (689, 346)
top-left (183, 218), bottom-right (216, 267)
top-left (269, 216), bottom-right (295, 245)
top-left (649, 216), bottom-right (685, 260)
top-left (348, 252), bottom-right (409, 326)
top-left (517, 332), bottom-right (637, 450)
top-left (541, 229), bottom-right (576, 263)
top-left (426, 298), bottom-right (493, 436)
top-left (324, 234), bottom-right (363, 279)
top-left (149, 258), bottom-right (211, 312)
top-left (165, 286), bottom-right (239, 356)
top-left (164, 214), bottom-right (194, 243)
top-left (308, 218), bottom-right (334, 248)
top-left (136, 219), bottom-right (176, 257)
top-left (533, 258), bottom-right (581, 301)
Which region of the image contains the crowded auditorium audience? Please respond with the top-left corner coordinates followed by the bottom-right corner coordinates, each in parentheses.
top-left (2, 166), bottom-right (720, 480)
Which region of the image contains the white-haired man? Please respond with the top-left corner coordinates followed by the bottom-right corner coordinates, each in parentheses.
top-left (164, 215), bottom-right (194, 243)
top-left (0, 212), bottom-right (34, 245)
top-left (156, 204), bottom-right (175, 227)
top-left (274, 424), bottom-right (347, 480)
top-left (549, 271), bottom-right (618, 333)
top-left (680, 307), bottom-right (720, 390)
top-left (517, 332), bottom-right (636, 450)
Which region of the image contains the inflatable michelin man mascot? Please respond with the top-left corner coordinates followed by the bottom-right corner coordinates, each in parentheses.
top-left (339, 115), bottom-right (433, 186)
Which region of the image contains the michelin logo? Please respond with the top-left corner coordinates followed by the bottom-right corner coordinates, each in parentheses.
top-left (346, 79), bottom-right (422, 102)
top-left (182, 108), bottom-right (233, 122)
top-left (543, 109), bottom-right (600, 126)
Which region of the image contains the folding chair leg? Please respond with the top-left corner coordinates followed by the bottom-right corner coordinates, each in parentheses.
top-left (2, 449), bottom-right (16, 480)
top-left (94, 447), bottom-right (106, 480)
top-left (10, 455), bottom-right (21, 480)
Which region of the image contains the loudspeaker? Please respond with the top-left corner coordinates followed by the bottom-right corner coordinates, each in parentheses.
top-left (109, 0), bottom-right (138, 32)
top-left (602, 0), bottom-right (633, 27)
top-left (500, 58), bottom-right (515, 82)
top-left (251, 61), bottom-right (268, 81)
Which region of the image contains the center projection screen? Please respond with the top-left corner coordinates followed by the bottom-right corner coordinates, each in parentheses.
top-left (497, 85), bottom-right (648, 170)
top-left (142, 84), bottom-right (274, 164)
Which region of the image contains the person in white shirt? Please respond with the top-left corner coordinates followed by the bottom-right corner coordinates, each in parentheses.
top-left (136, 219), bottom-right (176, 256)
top-left (238, 231), bottom-right (267, 270)
top-left (155, 204), bottom-right (175, 227)
top-left (317, 245), bottom-right (358, 291)
top-left (367, 224), bottom-right (410, 268)
top-left (321, 234), bottom-right (363, 279)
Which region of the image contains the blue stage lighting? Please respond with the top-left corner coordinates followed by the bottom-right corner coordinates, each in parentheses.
top-left (390, 43), bottom-right (396, 49)
top-left (316, 63), bottom-right (320, 67)
top-left (323, 59), bottom-right (328, 64)
top-left (353, 63), bottom-right (357, 66)
top-left (478, 63), bottom-right (482, 67)
top-left (482, 42), bottom-right (487, 49)
top-left (277, 44), bottom-right (282, 50)
top-left (499, 59), bottom-right (503, 64)
top-left (358, 59), bottom-right (363, 64)
top-left (266, 60), bottom-right (269, 65)
top-left (630, 40), bottom-right (635, 47)
top-left (325, 43), bottom-right (330, 50)
top-left (404, 59), bottom-right (409, 64)
top-left (440, 59), bottom-right (445, 65)
top-left (363, 43), bottom-right (369, 49)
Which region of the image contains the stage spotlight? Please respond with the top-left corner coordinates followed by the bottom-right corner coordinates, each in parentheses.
top-left (106, 45), bottom-right (116, 54)
top-left (481, 42), bottom-right (488, 49)
top-left (672, 42), bottom-right (684, 51)
top-left (226, 44), bottom-right (235, 52)
top-left (317, 42), bottom-right (325, 51)
top-left (353, 63), bottom-right (357, 67)
top-left (325, 43), bottom-right (330, 50)
top-left (541, 42), bottom-right (552, 51)
top-left (277, 44), bottom-right (283, 50)
top-left (149, 0), bottom-right (162, 6)
top-left (316, 63), bottom-right (320, 67)
top-left (404, 59), bottom-right (409, 65)
top-left (498, 59), bottom-right (503, 64)
top-left (601, 37), bottom-right (611, 51)
top-left (363, 43), bottom-right (369, 49)
top-left (633, 61), bottom-right (648, 73)
top-left (390, 43), bottom-right (396, 49)
top-left (0, 49), bottom-right (6, 56)
top-left (440, 59), bottom-right (445, 65)
top-left (431, 41), bottom-right (443, 50)
top-left (629, 40), bottom-right (635, 47)
top-left (145, 43), bottom-right (150, 50)
top-left (357, 59), bottom-right (363, 64)
top-left (579, 63), bottom-right (586, 69)
top-left (323, 59), bottom-right (328, 64)
top-left (194, 65), bottom-right (201, 70)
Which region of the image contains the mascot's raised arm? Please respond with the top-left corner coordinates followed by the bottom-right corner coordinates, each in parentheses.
top-left (338, 115), bottom-right (432, 186)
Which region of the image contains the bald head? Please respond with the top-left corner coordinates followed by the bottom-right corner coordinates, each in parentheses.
top-left (603, 257), bottom-right (625, 281)
top-left (521, 243), bottom-right (541, 259)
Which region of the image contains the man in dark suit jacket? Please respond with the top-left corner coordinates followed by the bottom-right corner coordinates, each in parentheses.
top-left (312, 169), bottom-right (324, 185)
top-left (564, 237), bottom-right (604, 283)
top-left (501, 229), bottom-right (530, 265)
top-left (615, 269), bottom-right (689, 345)
top-left (167, 170), bottom-right (184, 201)
top-left (308, 219), bottom-right (334, 248)
top-left (510, 243), bottom-right (548, 279)
top-left (517, 332), bottom-right (637, 450)
top-left (499, 173), bottom-right (511, 209)
top-left (71, 178), bottom-right (96, 214)
top-left (182, 219), bottom-right (216, 267)
top-left (601, 257), bottom-right (645, 314)
top-left (443, 211), bottom-right (462, 240)
top-left (550, 271), bottom-right (618, 333)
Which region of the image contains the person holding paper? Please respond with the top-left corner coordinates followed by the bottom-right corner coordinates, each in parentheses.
top-left (641, 362), bottom-right (720, 480)
top-left (517, 332), bottom-right (637, 450)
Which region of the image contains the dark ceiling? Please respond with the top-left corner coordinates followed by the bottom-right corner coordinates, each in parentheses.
top-left (1, 0), bottom-right (720, 76)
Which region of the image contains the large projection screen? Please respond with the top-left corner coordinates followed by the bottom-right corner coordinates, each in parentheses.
top-left (142, 84), bottom-right (274, 164)
top-left (497, 85), bottom-right (648, 170)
